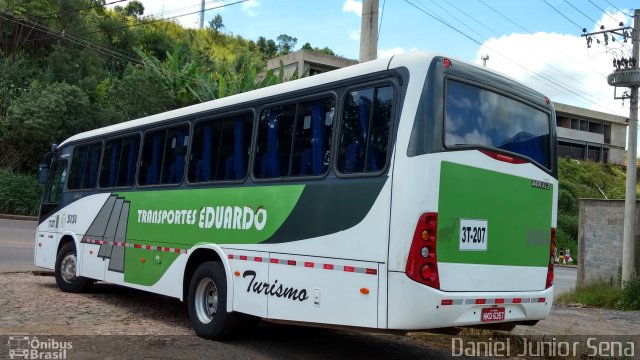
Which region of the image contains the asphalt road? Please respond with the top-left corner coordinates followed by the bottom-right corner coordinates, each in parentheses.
top-left (0, 218), bottom-right (578, 294)
top-left (554, 265), bottom-right (577, 296)
top-left (0, 219), bottom-right (37, 273)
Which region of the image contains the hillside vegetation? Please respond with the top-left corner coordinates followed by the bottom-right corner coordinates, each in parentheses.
top-left (556, 157), bottom-right (635, 261)
top-left (0, 0), bottom-right (329, 174)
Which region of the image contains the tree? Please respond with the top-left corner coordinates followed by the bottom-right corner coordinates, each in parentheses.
top-left (208, 14), bottom-right (224, 32)
top-left (256, 36), bottom-right (277, 58)
top-left (99, 64), bottom-right (173, 123)
top-left (276, 34), bottom-right (297, 55)
top-left (124, 1), bottom-right (144, 17)
top-left (0, 82), bottom-right (94, 172)
top-left (300, 42), bottom-right (336, 56)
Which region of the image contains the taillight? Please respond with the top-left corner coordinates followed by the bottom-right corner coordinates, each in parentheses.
top-left (406, 212), bottom-right (440, 289)
top-left (479, 149), bottom-right (528, 164)
top-left (546, 228), bottom-right (555, 289)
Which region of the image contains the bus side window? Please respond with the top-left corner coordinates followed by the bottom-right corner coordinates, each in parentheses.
top-left (68, 142), bottom-right (102, 190)
top-left (161, 126), bottom-right (189, 184)
top-left (188, 114), bottom-right (253, 182)
top-left (100, 135), bottom-right (140, 188)
top-left (292, 98), bottom-right (335, 176)
top-left (140, 125), bottom-right (188, 186)
top-left (254, 104), bottom-right (296, 178)
top-left (337, 85), bottom-right (394, 174)
top-left (254, 98), bottom-right (334, 179)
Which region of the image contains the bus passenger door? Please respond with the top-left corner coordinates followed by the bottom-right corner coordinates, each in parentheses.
top-left (35, 158), bottom-right (67, 270)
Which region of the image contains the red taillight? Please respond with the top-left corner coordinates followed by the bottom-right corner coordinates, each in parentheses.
top-left (546, 228), bottom-right (555, 289)
top-left (479, 149), bottom-right (528, 164)
top-left (443, 58), bottom-right (452, 68)
top-left (405, 212), bottom-right (440, 289)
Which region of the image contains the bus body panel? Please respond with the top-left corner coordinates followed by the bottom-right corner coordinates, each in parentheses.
top-left (225, 249), bottom-right (270, 317)
top-left (265, 253), bottom-right (379, 328)
top-left (387, 271), bottom-right (553, 330)
top-left (34, 230), bottom-right (58, 269)
top-left (34, 52), bottom-right (558, 334)
top-left (388, 151), bottom-right (556, 292)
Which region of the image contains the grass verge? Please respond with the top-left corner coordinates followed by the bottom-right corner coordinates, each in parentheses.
top-left (556, 276), bottom-right (640, 310)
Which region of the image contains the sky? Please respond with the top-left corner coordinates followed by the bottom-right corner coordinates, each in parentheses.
top-left (109, 0), bottom-right (637, 119)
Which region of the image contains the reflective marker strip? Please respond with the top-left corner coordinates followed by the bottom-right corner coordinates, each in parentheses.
top-left (443, 297), bottom-right (541, 306)
top-left (81, 237), bottom-right (188, 254)
top-left (227, 253), bottom-right (378, 275)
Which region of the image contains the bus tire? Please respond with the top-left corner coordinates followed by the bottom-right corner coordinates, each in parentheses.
top-left (54, 242), bottom-right (92, 293)
top-left (188, 261), bottom-right (240, 339)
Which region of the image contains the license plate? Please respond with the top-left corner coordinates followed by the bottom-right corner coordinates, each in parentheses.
top-left (481, 307), bottom-right (505, 322)
top-left (459, 219), bottom-right (488, 251)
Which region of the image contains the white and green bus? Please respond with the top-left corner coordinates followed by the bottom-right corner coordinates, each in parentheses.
top-left (35, 52), bottom-right (557, 338)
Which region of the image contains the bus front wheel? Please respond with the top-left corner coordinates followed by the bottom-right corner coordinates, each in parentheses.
top-left (54, 242), bottom-right (92, 293)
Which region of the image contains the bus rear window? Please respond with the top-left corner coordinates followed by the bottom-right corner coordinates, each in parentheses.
top-left (444, 80), bottom-right (550, 168)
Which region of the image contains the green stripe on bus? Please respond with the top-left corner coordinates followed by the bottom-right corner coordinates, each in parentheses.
top-left (437, 161), bottom-right (552, 267)
top-left (118, 185), bottom-right (305, 285)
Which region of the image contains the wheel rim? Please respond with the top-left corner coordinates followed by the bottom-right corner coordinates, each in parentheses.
top-left (194, 277), bottom-right (218, 324)
top-left (60, 253), bottom-right (77, 283)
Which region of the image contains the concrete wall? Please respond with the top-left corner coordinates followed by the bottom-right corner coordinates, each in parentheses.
top-left (577, 199), bottom-right (640, 286)
top-left (267, 50), bottom-right (358, 79)
top-left (556, 127), bottom-right (604, 144)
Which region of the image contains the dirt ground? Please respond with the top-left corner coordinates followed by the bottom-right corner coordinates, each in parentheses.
top-left (0, 272), bottom-right (638, 359)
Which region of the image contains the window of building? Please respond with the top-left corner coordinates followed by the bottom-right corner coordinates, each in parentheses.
top-left (99, 135), bottom-right (140, 188)
top-left (254, 97), bottom-right (335, 178)
top-left (139, 125), bottom-right (189, 186)
top-left (188, 114), bottom-right (253, 182)
top-left (68, 142), bottom-right (102, 190)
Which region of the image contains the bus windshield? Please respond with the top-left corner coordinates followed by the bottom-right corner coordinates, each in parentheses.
top-left (444, 79), bottom-right (551, 169)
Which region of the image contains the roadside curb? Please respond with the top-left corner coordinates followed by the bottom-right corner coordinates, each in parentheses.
top-left (0, 213), bottom-right (37, 221)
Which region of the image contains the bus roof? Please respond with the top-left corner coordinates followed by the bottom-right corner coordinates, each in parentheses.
top-left (59, 51), bottom-right (549, 147)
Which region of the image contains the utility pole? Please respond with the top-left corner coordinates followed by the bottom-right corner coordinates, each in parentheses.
top-left (199, 0), bottom-right (205, 29)
top-left (359, 0), bottom-right (379, 63)
top-left (583, 10), bottom-right (640, 285)
top-left (621, 9), bottom-right (640, 284)
top-left (481, 54), bottom-right (489, 67)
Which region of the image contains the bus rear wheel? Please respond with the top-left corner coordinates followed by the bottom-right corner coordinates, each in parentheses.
top-left (187, 261), bottom-right (258, 339)
top-left (54, 242), bottom-right (92, 293)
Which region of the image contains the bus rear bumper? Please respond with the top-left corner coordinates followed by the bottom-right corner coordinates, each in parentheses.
top-left (386, 271), bottom-right (553, 330)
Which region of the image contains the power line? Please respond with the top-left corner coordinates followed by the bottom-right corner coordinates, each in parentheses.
top-left (0, 11), bottom-right (141, 64)
top-left (476, 0), bottom-right (610, 79)
top-left (603, 0), bottom-right (633, 17)
top-left (441, 0), bottom-right (500, 37)
top-left (80, 0), bottom-right (244, 36)
top-left (587, 0), bottom-right (622, 23)
top-left (420, 0), bottom-right (488, 40)
top-left (542, 0), bottom-right (584, 30)
top-left (134, 0), bottom-right (225, 22)
top-left (562, 0), bottom-right (599, 25)
top-left (403, 0), bottom-right (614, 112)
top-left (436, 0), bottom-right (613, 103)
top-left (378, 0), bottom-right (386, 41)
top-left (45, 0), bottom-right (128, 18)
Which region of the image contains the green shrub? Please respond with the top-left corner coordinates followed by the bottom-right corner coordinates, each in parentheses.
top-left (557, 280), bottom-right (622, 308)
top-left (0, 168), bottom-right (42, 216)
top-left (621, 276), bottom-right (640, 310)
top-left (557, 276), bottom-right (640, 310)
